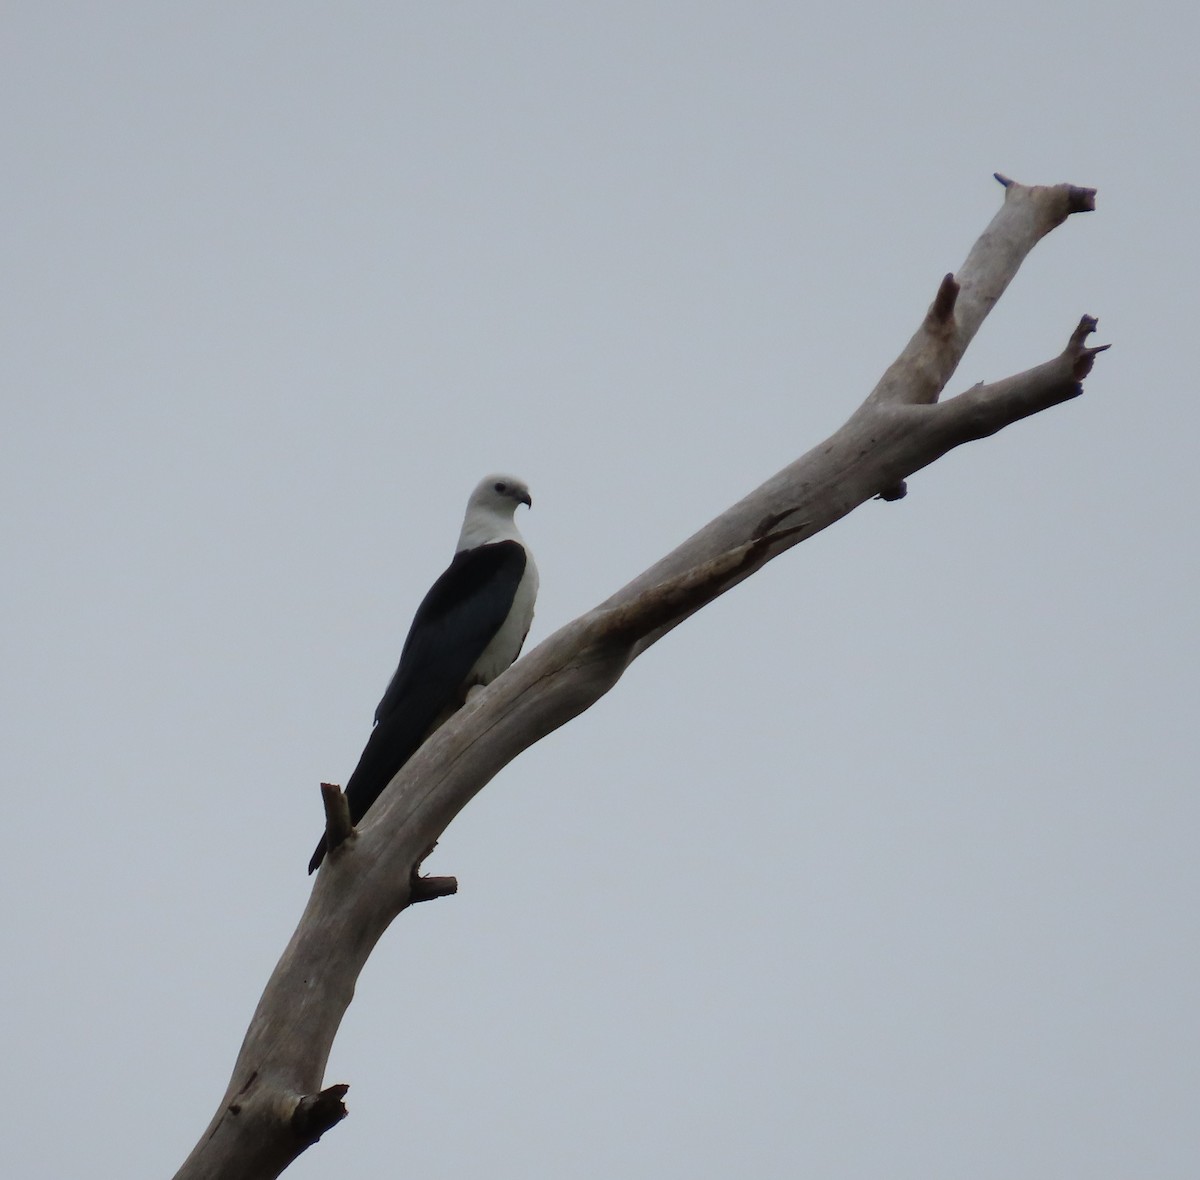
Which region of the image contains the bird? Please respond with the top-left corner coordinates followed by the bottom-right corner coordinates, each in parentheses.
top-left (309, 474), bottom-right (538, 873)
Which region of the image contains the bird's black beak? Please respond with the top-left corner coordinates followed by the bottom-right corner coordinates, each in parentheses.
top-left (519, 491), bottom-right (532, 508)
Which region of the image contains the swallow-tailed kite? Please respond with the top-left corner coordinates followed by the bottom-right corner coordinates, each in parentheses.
top-left (308, 474), bottom-right (537, 873)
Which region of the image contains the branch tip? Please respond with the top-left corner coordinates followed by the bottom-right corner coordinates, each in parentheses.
top-left (291, 1083), bottom-right (349, 1148)
top-left (408, 842), bottom-right (457, 903)
top-left (929, 273), bottom-right (959, 324)
top-left (1066, 185), bottom-right (1097, 214)
top-left (410, 875), bottom-right (459, 903)
top-left (1069, 314), bottom-right (1100, 348)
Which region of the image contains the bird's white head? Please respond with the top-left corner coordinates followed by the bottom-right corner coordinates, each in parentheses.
top-left (457, 473), bottom-right (533, 550)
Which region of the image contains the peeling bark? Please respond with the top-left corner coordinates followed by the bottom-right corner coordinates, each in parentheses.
top-left (173, 175), bottom-right (1104, 1180)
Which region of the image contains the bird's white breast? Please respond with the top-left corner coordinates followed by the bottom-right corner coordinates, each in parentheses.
top-left (469, 550), bottom-right (539, 686)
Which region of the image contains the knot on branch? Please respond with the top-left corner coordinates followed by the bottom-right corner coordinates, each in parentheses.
top-left (292, 1084), bottom-right (349, 1148)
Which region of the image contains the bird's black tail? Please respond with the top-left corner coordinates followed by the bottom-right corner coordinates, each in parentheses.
top-left (307, 835), bottom-right (330, 875)
top-left (307, 699), bottom-right (446, 873)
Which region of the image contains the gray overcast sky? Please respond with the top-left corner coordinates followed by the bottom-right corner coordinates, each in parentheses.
top-left (2, 4), bottom-right (1196, 1177)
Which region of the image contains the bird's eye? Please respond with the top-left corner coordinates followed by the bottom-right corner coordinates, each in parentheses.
top-left (494, 481), bottom-right (507, 493)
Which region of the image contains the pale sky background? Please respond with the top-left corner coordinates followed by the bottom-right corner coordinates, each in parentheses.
top-left (2, 4), bottom-right (1196, 1178)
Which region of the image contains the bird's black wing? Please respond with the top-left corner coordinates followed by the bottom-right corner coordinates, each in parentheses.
top-left (373, 540), bottom-right (527, 727)
top-left (308, 541), bottom-right (526, 873)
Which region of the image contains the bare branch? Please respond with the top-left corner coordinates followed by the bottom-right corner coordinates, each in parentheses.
top-left (933, 315), bottom-right (1108, 444)
top-left (173, 175), bottom-right (1105, 1180)
top-left (866, 176), bottom-right (1095, 411)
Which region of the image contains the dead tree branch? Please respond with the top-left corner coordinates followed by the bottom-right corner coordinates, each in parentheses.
top-left (173, 175), bottom-right (1103, 1180)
